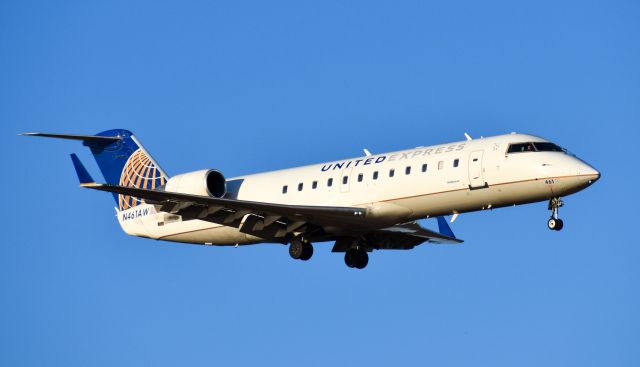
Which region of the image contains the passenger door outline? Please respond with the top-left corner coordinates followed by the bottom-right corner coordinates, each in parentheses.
top-left (468, 150), bottom-right (486, 189)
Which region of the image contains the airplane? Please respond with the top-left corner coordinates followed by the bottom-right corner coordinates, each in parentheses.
top-left (22, 129), bottom-right (600, 269)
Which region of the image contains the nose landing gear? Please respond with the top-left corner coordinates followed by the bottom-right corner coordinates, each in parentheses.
top-left (547, 197), bottom-right (564, 231)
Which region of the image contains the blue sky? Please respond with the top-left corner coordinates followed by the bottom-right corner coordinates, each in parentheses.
top-left (1, 0), bottom-right (638, 366)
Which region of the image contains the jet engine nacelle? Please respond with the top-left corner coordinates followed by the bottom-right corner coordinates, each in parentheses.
top-left (164, 169), bottom-right (227, 198)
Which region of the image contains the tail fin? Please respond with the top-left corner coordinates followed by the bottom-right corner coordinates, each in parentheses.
top-left (23, 129), bottom-right (168, 210)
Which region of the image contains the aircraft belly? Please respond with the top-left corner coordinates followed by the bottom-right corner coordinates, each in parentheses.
top-left (147, 219), bottom-right (262, 245)
top-left (159, 224), bottom-right (262, 245)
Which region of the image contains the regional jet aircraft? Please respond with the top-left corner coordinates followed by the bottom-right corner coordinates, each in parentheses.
top-left (23, 130), bottom-right (600, 269)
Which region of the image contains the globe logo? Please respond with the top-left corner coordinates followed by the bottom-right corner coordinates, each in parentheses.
top-left (118, 149), bottom-right (167, 210)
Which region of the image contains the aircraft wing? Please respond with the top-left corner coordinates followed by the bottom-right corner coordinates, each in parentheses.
top-left (86, 181), bottom-right (365, 220)
top-left (370, 221), bottom-right (463, 247)
top-left (332, 220), bottom-right (462, 252)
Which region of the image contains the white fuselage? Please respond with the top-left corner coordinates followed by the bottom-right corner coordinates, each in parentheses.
top-left (117, 133), bottom-right (599, 245)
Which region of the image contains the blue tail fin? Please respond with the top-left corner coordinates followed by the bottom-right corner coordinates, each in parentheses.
top-left (23, 129), bottom-right (168, 210)
top-left (83, 129), bottom-right (168, 209)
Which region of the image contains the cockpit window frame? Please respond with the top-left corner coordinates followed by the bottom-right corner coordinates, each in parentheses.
top-left (506, 142), bottom-right (566, 155)
top-left (532, 142), bottom-right (566, 153)
top-left (506, 142), bottom-right (537, 154)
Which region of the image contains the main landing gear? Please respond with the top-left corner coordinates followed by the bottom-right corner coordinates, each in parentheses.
top-left (547, 197), bottom-right (564, 231)
top-left (344, 248), bottom-right (369, 269)
top-left (289, 238), bottom-right (313, 261)
top-left (289, 238), bottom-right (370, 269)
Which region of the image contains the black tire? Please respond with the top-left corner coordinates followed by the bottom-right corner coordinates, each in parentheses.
top-left (344, 250), bottom-right (355, 268)
top-left (354, 250), bottom-right (369, 269)
top-left (345, 249), bottom-right (368, 269)
top-left (300, 242), bottom-right (314, 261)
top-left (554, 219), bottom-right (564, 231)
top-left (289, 240), bottom-right (304, 259)
top-left (547, 218), bottom-right (558, 231)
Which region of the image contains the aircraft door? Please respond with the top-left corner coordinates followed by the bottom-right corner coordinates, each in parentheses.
top-left (340, 167), bottom-right (352, 193)
top-left (468, 150), bottom-right (486, 189)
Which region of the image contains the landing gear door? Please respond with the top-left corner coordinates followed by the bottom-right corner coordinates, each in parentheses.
top-left (468, 150), bottom-right (486, 189)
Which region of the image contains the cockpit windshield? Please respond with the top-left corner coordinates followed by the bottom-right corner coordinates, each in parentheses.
top-left (507, 142), bottom-right (565, 154)
top-left (533, 142), bottom-right (565, 152)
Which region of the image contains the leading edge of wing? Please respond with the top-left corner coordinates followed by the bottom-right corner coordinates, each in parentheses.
top-left (81, 182), bottom-right (367, 220)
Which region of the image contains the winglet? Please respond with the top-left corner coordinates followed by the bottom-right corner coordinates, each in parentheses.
top-left (70, 154), bottom-right (96, 185)
top-left (436, 216), bottom-right (456, 238)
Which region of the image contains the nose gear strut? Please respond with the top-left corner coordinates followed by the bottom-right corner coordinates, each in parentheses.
top-left (547, 197), bottom-right (564, 231)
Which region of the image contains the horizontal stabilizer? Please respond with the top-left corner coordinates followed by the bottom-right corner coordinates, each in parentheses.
top-left (70, 154), bottom-right (95, 185)
top-left (21, 132), bottom-right (121, 144)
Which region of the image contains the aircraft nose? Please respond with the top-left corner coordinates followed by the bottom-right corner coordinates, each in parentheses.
top-left (577, 160), bottom-right (600, 184)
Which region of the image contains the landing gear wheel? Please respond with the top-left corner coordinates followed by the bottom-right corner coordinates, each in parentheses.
top-left (355, 251), bottom-right (369, 269)
top-left (300, 242), bottom-right (313, 261)
top-left (344, 249), bottom-right (369, 269)
top-left (289, 239), bottom-right (313, 260)
top-left (555, 219), bottom-right (564, 231)
top-left (344, 251), bottom-right (356, 268)
top-left (547, 218), bottom-right (564, 231)
top-left (289, 239), bottom-right (304, 260)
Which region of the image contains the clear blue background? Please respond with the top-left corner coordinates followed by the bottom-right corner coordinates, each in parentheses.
top-left (1, 1), bottom-right (638, 366)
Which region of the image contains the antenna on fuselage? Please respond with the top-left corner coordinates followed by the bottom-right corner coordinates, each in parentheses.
top-left (464, 133), bottom-right (472, 141)
top-left (363, 149), bottom-right (372, 156)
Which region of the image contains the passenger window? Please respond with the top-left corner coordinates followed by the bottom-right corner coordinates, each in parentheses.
top-left (422, 164), bottom-right (428, 172)
top-left (438, 161), bottom-right (444, 170)
top-left (298, 183), bottom-right (303, 191)
top-left (405, 166), bottom-right (411, 175)
top-left (327, 178), bottom-right (333, 187)
top-left (373, 171), bottom-right (379, 180)
top-left (453, 159), bottom-right (459, 167)
top-left (357, 173), bottom-right (363, 182)
top-left (389, 169), bottom-right (395, 177)
top-left (282, 185), bottom-right (288, 194)
top-left (342, 176), bottom-right (348, 184)
top-left (312, 181), bottom-right (318, 189)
